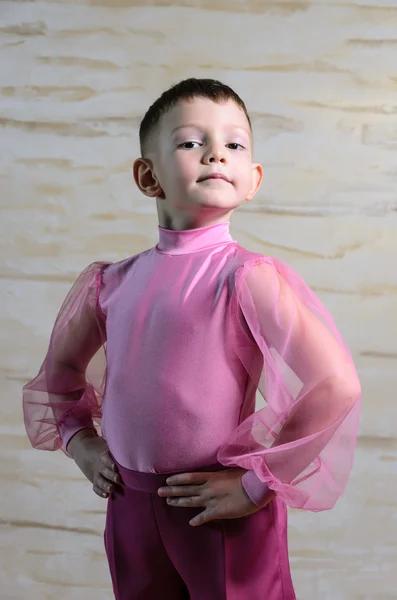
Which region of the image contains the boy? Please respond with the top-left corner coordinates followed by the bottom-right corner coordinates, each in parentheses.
top-left (24, 78), bottom-right (361, 599)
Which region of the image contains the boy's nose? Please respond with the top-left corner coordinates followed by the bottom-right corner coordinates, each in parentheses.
top-left (209, 155), bottom-right (226, 163)
top-left (204, 150), bottom-right (227, 164)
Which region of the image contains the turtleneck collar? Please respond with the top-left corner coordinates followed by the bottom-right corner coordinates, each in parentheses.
top-left (155, 221), bottom-right (235, 255)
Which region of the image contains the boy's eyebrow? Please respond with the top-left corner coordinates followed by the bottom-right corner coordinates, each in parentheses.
top-left (170, 124), bottom-right (251, 136)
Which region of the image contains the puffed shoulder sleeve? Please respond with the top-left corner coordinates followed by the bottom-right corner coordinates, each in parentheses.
top-left (217, 257), bottom-right (362, 511)
top-left (23, 262), bottom-right (111, 454)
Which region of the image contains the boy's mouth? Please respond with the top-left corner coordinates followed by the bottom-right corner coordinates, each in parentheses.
top-left (197, 173), bottom-right (231, 183)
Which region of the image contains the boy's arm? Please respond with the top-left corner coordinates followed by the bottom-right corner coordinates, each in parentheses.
top-left (218, 258), bottom-right (361, 511)
top-left (23, 262), bottom-right (109, 454)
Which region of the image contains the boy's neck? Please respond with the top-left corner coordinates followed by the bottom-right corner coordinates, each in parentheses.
top-left (156, 220), bottom-right (235, 254)
top-left (156, 208), bottom-right (235, 231)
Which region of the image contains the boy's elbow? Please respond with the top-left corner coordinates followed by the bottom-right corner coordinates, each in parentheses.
top-left (333, 369), bottom-right (361, 411)
top-left (45, 360), bottom-right (86, 392)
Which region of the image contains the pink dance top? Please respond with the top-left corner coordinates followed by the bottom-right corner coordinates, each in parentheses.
top-left (23, 221), bottom-right (361, 511)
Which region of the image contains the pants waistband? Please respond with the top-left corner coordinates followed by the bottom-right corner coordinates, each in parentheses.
top-left (114, 461), bottom-right (226, 493)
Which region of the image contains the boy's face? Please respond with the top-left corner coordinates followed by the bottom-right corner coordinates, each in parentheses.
top-left (134, 97), bottom-right (263, 227)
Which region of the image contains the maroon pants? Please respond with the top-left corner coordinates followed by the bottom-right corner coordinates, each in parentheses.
top-left (104, 462), bottom-right (296, 599)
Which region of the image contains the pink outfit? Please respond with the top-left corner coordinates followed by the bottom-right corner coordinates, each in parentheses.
top-left (104, 460), bottom-right (296, 599)
top-left (23, 221), bottom-right (361, 511)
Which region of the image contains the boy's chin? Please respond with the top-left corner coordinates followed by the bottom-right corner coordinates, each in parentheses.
top-left (191, 191), bottom-right (238, 204)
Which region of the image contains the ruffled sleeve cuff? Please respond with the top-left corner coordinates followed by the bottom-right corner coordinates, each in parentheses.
top-left (59, 415), bottom-right (97, 453)
top-left (241, 469), bottom-right (271, 507)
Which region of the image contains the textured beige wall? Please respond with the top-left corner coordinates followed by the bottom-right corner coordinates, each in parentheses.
top-left (1, 1), bottom-right (397, 598)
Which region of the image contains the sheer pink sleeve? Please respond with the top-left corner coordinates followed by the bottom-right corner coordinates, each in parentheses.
top-left (23, 262), bottom-right (110, 454)
top-left (218, 257), bottom-right (362, 511)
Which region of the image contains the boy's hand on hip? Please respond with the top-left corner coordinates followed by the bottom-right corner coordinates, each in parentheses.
top-left (67, 429), bottom-right (122, 499)
top-left (157, 468), bottom-right (270, 527)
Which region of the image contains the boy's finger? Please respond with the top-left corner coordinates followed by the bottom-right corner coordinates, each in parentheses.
top-left (189, 507), bottom-right (215, 527)
top-left (93, 483), bottom-right (109, 498)
top-left (158, 484), bottom-right (202, 497)
top-left (166, 472), bottom-right (209, 485)
top-left (96, 473), bottom-right (114, 494)
top-left (101, 465), bottom-right (121, 484)
top-left (101, 452), bottom-right (118, 471)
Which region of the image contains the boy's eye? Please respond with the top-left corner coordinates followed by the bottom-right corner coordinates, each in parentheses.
top-left (179, 141), bottom-right (201, 149)
top-left (178, 142), bottom-right (245, 150)
top-left (227, 143), bottom-right (244, 150)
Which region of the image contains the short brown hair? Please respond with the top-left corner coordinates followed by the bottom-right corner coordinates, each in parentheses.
top-left (139, 78), bottom-right (252, 156)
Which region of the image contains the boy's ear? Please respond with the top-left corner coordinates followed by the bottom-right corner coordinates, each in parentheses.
top-left (245, 163), bottom-right (263, 201)
top-left (133, 158), bottom-right (164, 197)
